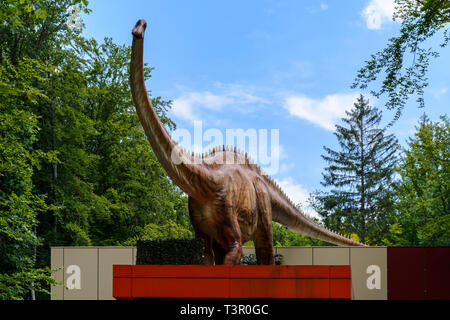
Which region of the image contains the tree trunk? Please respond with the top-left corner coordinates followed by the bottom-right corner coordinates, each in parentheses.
top-left (359, 112), bottom-right (366, 244)
top-left (52, 163), bottom-right (58, 243)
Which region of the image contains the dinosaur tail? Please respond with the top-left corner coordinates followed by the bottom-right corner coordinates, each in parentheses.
top-left (269, 185), bottom-right (366, 246)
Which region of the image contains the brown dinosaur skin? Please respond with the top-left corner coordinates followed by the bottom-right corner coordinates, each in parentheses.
top-left (130, 20), bottom-right (366, 266)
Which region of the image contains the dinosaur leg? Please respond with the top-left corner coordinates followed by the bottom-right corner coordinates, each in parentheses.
top-left (217, 207), bottom-right (243, 265)
top-left (221, 232), bottom-right (243, 265)
top-left (254, 185), bottom-right (275, 265)
top-left (212, 239), bottom-right (225, 265)
top-left (202, 235), bottom-right (215, 266)
top-left (188, 196), bottom-right (214, 265)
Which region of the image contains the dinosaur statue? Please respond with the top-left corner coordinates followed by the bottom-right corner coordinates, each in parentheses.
top-left (130, 19), bottom-right (365, 265)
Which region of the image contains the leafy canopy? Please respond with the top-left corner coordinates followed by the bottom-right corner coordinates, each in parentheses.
top-left (352, 0), bottom-right (449, 122)
top-left (386, 115), bottom-right (450, 245)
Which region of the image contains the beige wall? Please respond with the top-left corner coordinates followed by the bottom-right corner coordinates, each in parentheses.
top-left (51, 246), bottom-right (387, 300)
top-left (98, 247), bottom-right (135, 300)
top-left (50, 248), bottom-right (64, 300)
top-left (51, 247), bottom-right (135, 300)
top-left (275, 247), bottom-right (313, 265)
top-left (350, 247), bottom-right (387, 300)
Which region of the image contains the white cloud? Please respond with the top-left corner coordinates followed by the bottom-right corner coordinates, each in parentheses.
top-left (275, 177), bottom-right (320, 219)
top-left (431, 87), bottom-right (448, 100)
top-left (279, 162), bottom-right (294, 174)
top-left (284, 93), bottom-right (360, 131)
top-left (362, 0), bottom-right (395, 30)
top-left (171, 84), bottom-right (269, 122)
top-left (172, 91), bottom-right (231, 121)
top-left (216, 83), bottom-right (270, 106)
top-left (171, 97), bottom-right (196, 122)
top-left (306, 2), bottom-right (329, 14)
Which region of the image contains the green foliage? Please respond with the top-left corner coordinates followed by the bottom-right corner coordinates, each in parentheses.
top-left (240, 253), bottom-right (283, 265)
top-left (0, 0), bottom-right (191, 299)
top-left (0, 2), bottom-right (63, 296)
top-left (352, 0), bottom-right (449, 122)
top-left (272, 222), bottom-right (327, 246)
top-left (30, 34), bottom-right (189, 251)
top-left (136, 239), bottom-right (204, 265)
top-left (136, 221), bottom-right (193, 242)
top-left (0, 73), bottom-right (56, 299)
top-left (0, 266), bottom-right (60, 300)
top-left (313, 95), bottom-right (399, 245)
top-left (385, 115), bottom-right (450, 245)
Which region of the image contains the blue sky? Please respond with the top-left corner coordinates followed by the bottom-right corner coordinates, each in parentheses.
top-left (81, 0), bottom-right (449, 218)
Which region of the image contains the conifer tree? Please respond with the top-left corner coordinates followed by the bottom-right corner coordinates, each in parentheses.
top-left (312, 95), bottom-right (399, 244)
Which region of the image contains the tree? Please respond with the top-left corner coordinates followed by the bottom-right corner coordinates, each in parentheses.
top-left (26, 15), bottom-right (191, 255)
top-left (313, 95), bottom-right (399, 245)
top-left (1, 0), bottom-right (191, 299)
top-left (67, 36), bottom-right (191, 247)
top-left (0, 70), bottom-right (59, 298)
top-left (386, 115), bottom-right (449, 245)
top-left (0, 9), bottom-right (63, 298)
top-left (352, 0), bottom-right (450, 122)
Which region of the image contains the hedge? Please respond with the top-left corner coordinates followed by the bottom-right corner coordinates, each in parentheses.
top-left (136, 239), bottom-right (204, 265)
top-left (240, 253), bottom-right (283, 265)
top-left (136, 239), bottom-right (283, 265)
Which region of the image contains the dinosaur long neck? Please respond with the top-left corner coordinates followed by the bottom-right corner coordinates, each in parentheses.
top-left (130, 36), bottom-right (208, 197)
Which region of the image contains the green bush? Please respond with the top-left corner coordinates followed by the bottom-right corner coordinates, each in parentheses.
top-left (136, 239), bottom-right (204, 265)
top-left (240, 254), bottom-right (283, 265)
top-left (136, 239), bottom-right (284, 265)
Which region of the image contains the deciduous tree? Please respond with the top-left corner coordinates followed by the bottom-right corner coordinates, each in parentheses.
top-left (386, 115), bottom-right (449, 245)
top-left (352, 0), bottom-right (449, 121)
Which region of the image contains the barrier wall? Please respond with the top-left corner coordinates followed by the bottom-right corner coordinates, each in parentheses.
top-left (113, 265), bottom-right (352, 299)
top-left (51, 247), bottom-right (136, 300)
top-left (51, 246), bottom-right (450, 300)
top-left (387, 247), bottom-right (450, 300)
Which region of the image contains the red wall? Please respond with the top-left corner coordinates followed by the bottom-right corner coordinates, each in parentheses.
top-left (113, 265), bottom-right (351, 299)
top-left (388, 247), bottom-right (450, 300)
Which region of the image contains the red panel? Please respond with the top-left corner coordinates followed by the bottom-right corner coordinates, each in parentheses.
top-left (330, 279), bottom-right (351, 299)
top-left (330, 266), bottom-right (351, 278)
top-left (228, 265), bottom-right (331, 279)
top-left (296, 279), bottom-right (330, 299)
top-left (388, 247), bottom-right (425, 300)
top-left (113, 265), bottom-right (133, 278)
top-left (231, 278), bottom-right (334, 299)
top-left (131, 265), bottom-right (230, 278)
top-left (113, 278), bottom-right (132, 299)
top-left (112, 265), bottom-right (352, 300)
top-left (230, 278), bottom-right (298, 298)
top-left (229, 265), bottom-right (286, 278)
top-left (290, 266), bottom-right (331, 279)
top-left (425, 247), bottom-right (450, 300)
top-left (132, 278), bottom-right (230, 298)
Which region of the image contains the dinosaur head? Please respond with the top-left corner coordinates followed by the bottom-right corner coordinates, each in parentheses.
top-left (132, 19), bottom-right (147, 39)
